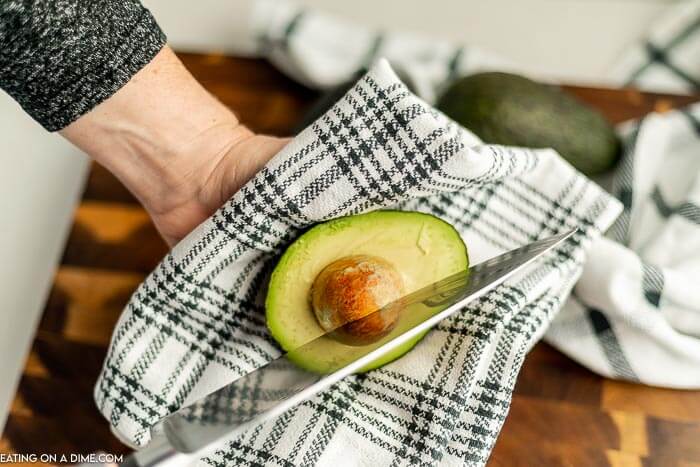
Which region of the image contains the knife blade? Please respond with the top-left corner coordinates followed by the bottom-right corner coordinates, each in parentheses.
top-left (126, 228), bottom-right (576, 466)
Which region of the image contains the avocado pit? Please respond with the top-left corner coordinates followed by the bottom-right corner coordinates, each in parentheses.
top-left (310, 255), bottom-right (404, 345)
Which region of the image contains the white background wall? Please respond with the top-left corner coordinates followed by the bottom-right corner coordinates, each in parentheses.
top-left (0, 0), bottom-right (678, 433)
top-left (0, 104), bottom-right (87, 432)
top-left (147, 0), bottom-right (675, 84)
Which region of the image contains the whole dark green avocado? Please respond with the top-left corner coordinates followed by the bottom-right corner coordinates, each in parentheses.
top-left (436, 72), bottom-right (620, 175)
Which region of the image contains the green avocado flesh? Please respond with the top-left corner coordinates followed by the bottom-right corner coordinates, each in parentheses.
top-left (436, 72), bottom-right (621, 176)
top-left (265, 210), bottom-right (468, 374)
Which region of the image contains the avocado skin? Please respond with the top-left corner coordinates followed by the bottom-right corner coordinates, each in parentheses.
top-left (437, 72), bottom-right (620, 175)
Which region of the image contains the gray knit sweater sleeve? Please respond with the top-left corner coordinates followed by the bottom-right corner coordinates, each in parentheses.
top-left (0, 0), bottom-right (166, 131)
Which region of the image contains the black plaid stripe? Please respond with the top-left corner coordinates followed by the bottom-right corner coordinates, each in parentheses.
top-left (391, 321), bottom-right (489, 464)
top-left (626, 13), bottom-right (700, 90)
top-left (312, 87), bottom-right (417, 207)
top-left (160, 351), bottom-right (195, 398)
top-left (166, 256), bottom-right (270, 328)
top-left (172, 356), bottom-right (209, 415)
top-left (220, 167), bottom-right (307, 246)
top-left (518, 175), bottom-right (586, 241)
top-left (589, 309), bottom-right (638, 381)
top-left (642, 42), bottom-right (700, 89)
top-left (302, 82), bottom-right (466, 220)
top-left (610, 120), bottom-right (643, 245)
top-left (99, 290), bottom-right (275, 431)
top-left (282, 11), bottom-right (305, 48)
top-left (134, 278), bottom-right (274, 369)
top-left (300, 383), bottom-right (362, 465)
top-left (412, 173), bottom-right (596, 257)
top-left (262, 406), bottom-right (299, 456)
top-left (361, 80), bottom-right (528, 189)
top-left (357, 78), bottom-right (471, 189)
top-left (257, 6), bottom-right (306, 57)
top-left (641, 262), bottom-right (665, 308)
top-left (446, 46), bottom-right (465, 84)
top-left (582, 301), bottom-right (638, 381)
top-left (681, 108), bottom-right (700, 135)
top-left (456, 293), bottom-right (562, 464)
top-left (98, 364), bottom-right (174, 439)
top-left (651, 185), bottom-right (700, 225)
top-left (317, 84), bottom-right (438, 216)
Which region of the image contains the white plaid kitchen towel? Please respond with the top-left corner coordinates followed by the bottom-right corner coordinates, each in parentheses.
top-left (94, 0), bottom-right (700, 464)
top-left (551, 1), bottom-right (700, 388)
top-left (94, 57), bottom-right (620, 465)
top-left (610, 0), bottom-right (700, 94)
top-left (548, 105), bottom-right (700, 388)
top-left (235, 0), bottom-right (700, 388)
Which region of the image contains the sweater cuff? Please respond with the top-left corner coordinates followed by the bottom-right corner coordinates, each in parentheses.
top-left (0, 0), bottom-right (166, 131)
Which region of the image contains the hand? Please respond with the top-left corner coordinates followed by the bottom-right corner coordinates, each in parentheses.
top-left (61, 46), bottom-right (289, 246)
top-left (146, 129), bottom-right (289, 245)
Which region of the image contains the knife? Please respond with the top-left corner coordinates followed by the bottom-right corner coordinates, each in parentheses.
top-left (114, 229), bottom-right (576, 467)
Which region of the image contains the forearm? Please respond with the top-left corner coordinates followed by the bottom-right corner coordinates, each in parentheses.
top-left (60, 46), bottom-right (252, 216)
top-left (1, 1), bottom-right (288, 245)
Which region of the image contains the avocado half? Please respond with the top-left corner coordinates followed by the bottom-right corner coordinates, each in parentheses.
top-left (265, 210), bottom-right (468, 374)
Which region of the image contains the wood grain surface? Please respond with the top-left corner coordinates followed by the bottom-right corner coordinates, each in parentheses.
top-left (1, 53), bottom-right (698, 466)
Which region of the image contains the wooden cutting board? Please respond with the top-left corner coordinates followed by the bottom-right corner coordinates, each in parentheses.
top-left (1, 53), bottom-right (698, 467)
